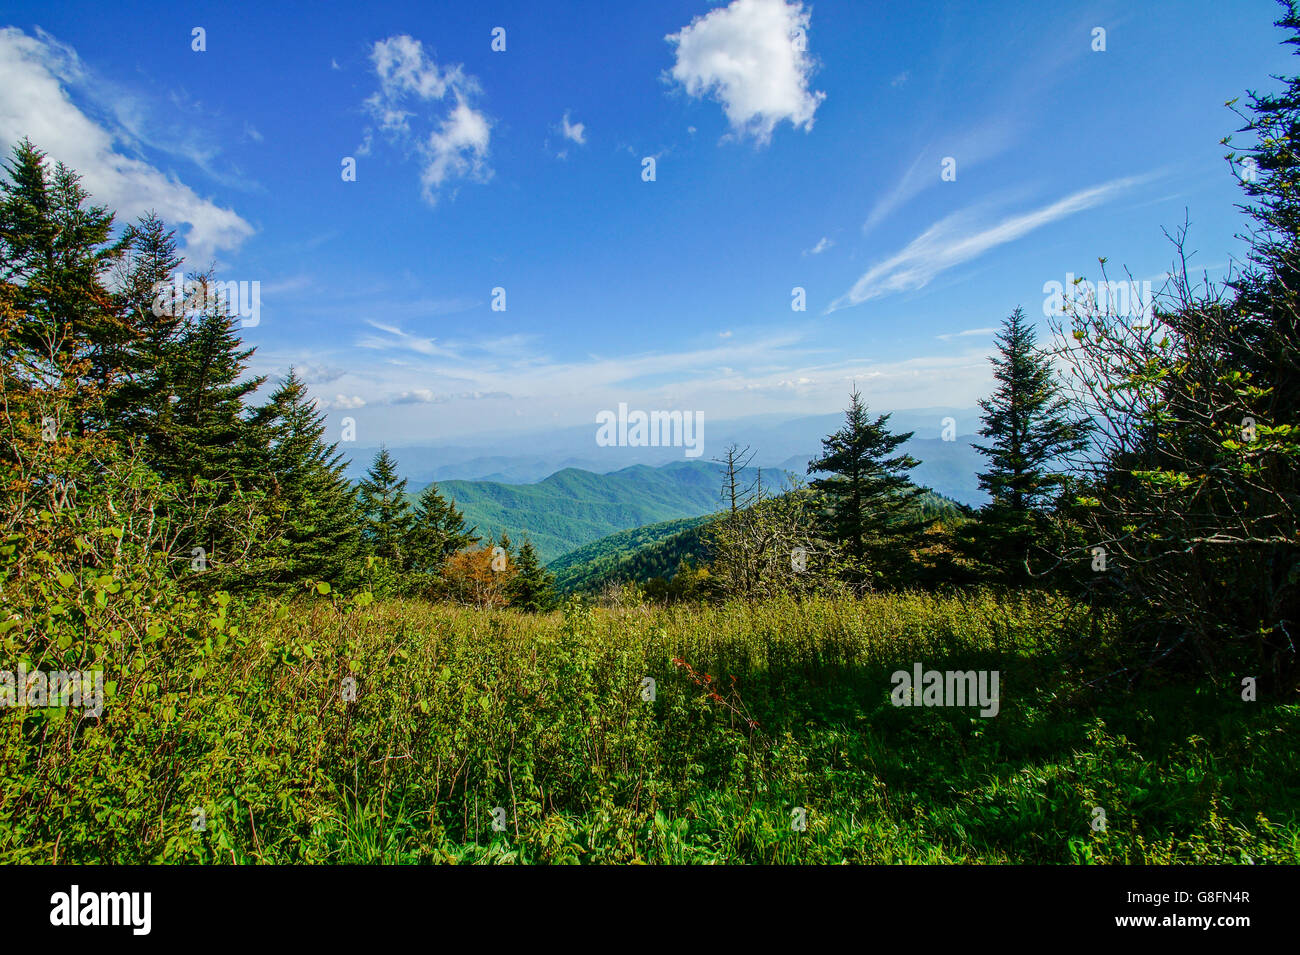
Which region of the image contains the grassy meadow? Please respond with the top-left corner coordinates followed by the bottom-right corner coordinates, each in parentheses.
top-left (4, 590), bottom-right (1295, 864)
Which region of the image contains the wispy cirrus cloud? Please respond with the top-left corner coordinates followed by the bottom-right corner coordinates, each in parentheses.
top-left (937, 327), bottom-right (997, 342)
top-left (862, 122), bottom-right (1015, 236)
top-left (357, 319), bottom-right (461, 359)
top-left (831, 174), bottom-right (1154, 312)
top-left (392, 388), bottom-right (511, 405)
top-left (549, 110), bottom-right (588, 159)
top-left (252, 322), bottom-right (996, 443)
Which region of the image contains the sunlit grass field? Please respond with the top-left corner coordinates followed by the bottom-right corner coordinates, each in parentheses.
top-left (3, 591), bottom-right (1296, 863)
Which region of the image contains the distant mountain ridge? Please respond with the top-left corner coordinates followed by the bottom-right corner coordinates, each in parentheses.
top-left (418, 437), bottom-right (985, 565)
top-left (423, 461), bottom-right (729, 562)
top-left (370, 409), bottom-right (988, 565)
top-left (345, 406), bottom-right (985, 486)
top-left (549, 488), bottom-right (973, 594)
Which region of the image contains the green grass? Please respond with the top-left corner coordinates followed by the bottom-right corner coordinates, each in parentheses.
top-left (2, 591), bottom-right (1295, 863)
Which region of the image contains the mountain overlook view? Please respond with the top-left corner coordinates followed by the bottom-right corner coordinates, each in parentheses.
top-left (1, 0), bottom-right (1295, 913)
top-left (401, 429), bottom-right (984, 564)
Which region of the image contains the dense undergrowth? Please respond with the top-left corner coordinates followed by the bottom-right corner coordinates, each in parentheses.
top-left (3, 589), bottom-right (1294, 864)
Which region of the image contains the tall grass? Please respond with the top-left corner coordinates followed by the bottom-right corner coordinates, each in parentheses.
top-left (2, 590), bottom-right (1294, 863)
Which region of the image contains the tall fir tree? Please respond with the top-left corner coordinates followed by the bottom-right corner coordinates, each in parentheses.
top-left (0, 140), bottom-right (133, 576)
top-left (250, 369), bottom-right (361, 587)
top-left (969, 307), bottom-right (1089, 584)
top-left (0, 139), bottom-right (129, 423)
top-left (357, 447), bottom-right (414, 565)
top-left (404, 481), bottom-right (478, 575)
top-left (1226, 0), bottom-right (1300, 439)
top-left (975, 307), bottom-right (1088, 512)
top-left (164, 275), bottom-right (265, 488)
top-left (107, 212), bottom-right (186, 445)
top-left (507, 537), bottom-right (556, 611)
top-left (807, 387), bottom-right (926, 584)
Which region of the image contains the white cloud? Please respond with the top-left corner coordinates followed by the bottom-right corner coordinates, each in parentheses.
top-left (862, 123), bottom-right (1015, 235)
top-left (559, 110), bottom-right (586, 145)
top-left (329, 394), bottom-right (367, 409)
top-left (831, 175), bottom-right (1151, 311)
top-left (392, 388), bottom-right (510, 405)
top-left (370, 34), bottom-right (468, 101)
top-left (803, 236), bottom-right (833, 255)
top-left (253, 321), bottom-right (996, 443)
top-left (0, 27), bottom-right (255, 265)
top-left (420, 98), bottom-right (490, 199)
top-left (294, 363), bottom-right (348, 385)
top-left (362, 35), bottom-right (491, 205)
top-left (357, 319), bottom-right (460, 359)
top-left (665, 0), bottom-right (824, 145)
top-left (937, 328), bottom-right (997, 341)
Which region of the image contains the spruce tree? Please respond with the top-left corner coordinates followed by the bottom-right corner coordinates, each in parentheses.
top-left (807, 387), bottom-right (925, 583)
top-left (975, 308), bottom-right (1088, 511)
top-left (251, 369), bottom-right (361, 587)
top-left (357, 447), bottom-right (414, 565)
top-left (969, 307), bottom-right (1089, 584)
top-left (405, 482), bottom-right (478, 575)
top-left (0, 139), bottom-right (129, 419)
top-left (107, 212), bottom-right (186, 444)
top-left (164, 277), bottom-right (265, 488)
top-left (508, 537), bottom-right (556, 611)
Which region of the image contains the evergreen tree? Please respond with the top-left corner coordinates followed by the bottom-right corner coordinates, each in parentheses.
top-left (1226, 1), bottom-right (1300, 439)
top-left (357, 447), bottom-right (413, 565)
top-left (163, 276), bottom-right (265, 488)
top-left (508, 537), bottom-right (556, 611)
top-left (405, 481), bottom-right (478, 575)
top-left (970, 307), bottom-right (1089, 583)
top-left (0, 139), bottom-right (129, 420)
top-left (807, 387), bottom-right (926, 583)
top-left (250, 369), bottom-right (361, 587)
top-left (107, 212), bottom-right (186, 444)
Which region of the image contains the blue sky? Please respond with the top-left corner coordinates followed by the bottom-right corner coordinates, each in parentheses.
top-left (0, 0), bottom-right (1290, 452)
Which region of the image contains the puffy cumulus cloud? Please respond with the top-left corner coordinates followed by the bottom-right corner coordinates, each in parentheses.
top-left (393, 388), bottom-right (436, 405)
top-left (420, 99), bottom-right (490, 199)
top-left (0, 27), bottom-right (254, 266)
top-left (361, 34), bottom-right (491, 205)
top-left (665, 0), bottom-right (824, 145)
